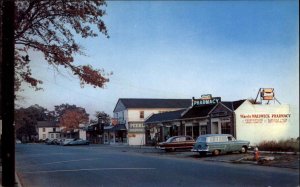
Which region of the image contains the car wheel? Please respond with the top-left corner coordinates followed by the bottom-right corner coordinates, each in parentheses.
top-left (212, 149), bottom-right (220, 156)
top-left (240, 146), bottom-right (247, 153)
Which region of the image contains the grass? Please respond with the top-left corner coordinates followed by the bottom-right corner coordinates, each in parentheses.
top-left (258, 138), bottom-right (299, 152)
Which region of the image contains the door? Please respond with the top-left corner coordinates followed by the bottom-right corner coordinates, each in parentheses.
top-left (211, 122), bottom-right (219, 134)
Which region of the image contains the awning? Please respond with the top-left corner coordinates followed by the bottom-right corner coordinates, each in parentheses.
top-left (104, 124), bottom-right (127, 132)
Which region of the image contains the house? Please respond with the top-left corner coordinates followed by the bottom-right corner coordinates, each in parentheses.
top-left (112, 98), bottom-right (192, 145)
top-left (37, 121), bottom-right (61, 140)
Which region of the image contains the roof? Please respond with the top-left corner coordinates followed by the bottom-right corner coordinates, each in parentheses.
top-left (116, 98), bottom-right (191, 110)
top-left (181, 104), bottom-right (216, 119)
top-left (104, 124), bottom-right (126, 131)
top-left (197, 134), bottom-right (231, 138)
top-left (221, 100), bottom-right (246, 111)
top-left (37, 121), bottom-right (59, 128)
top-left (145, 109), bottom-right (186, 124)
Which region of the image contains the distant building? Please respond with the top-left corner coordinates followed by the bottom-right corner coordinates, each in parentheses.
top-left (37, 121), bottom-right (61, 140)
top-left (112, 98), bottom-right (192, 145)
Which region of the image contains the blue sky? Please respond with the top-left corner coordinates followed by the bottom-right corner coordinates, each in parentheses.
top-left (18, 1), bottom-right (299, 119)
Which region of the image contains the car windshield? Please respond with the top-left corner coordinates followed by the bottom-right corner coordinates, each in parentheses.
top-left (166, 137), bottom-right (175, 143)
top-left (196, 137), bottom-right (207, 142)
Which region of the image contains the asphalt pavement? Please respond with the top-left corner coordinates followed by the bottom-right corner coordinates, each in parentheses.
top-left (7, 143), bottom-right (299, 187)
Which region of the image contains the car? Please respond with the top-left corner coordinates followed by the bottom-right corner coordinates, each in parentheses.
top-left (16, 139), bottom-right (22, 144)
top-left (63, 138), bottom-right (90, 146)
top-left (45, 139), bottom-right (59, 145)
top-left (191, 134), bottom-right (250, 156)
top-left (158, 136), bottom-right (195, 152)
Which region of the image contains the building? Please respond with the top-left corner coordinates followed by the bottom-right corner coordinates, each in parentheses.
top-left (145, 97), bottom-right (298, 146)
top-left (37, 121), bottom-right (61, 140)
top-left (234, 100), bottom-right (297, 145)
top-left (112, 98), bottom-right (192, 145)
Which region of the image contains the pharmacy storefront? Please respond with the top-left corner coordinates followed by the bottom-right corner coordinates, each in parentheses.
top-left (235, 100), bottom-right (298, 145)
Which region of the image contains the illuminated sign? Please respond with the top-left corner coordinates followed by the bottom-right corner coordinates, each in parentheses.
top-left (192, 95), bottom-right (221, 106)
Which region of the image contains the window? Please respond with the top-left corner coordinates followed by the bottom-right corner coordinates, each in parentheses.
top-left (50, 134), bottom-right (54, 138)
top-left (221, 122), bottom-right (231, 134)
top-left (140, 111), bottom-right (144, 119)
top-left (42, 134), bottom-right (46, 139)
top-left (42, 128), bottom-right (45, 132)
top-left (200, 126), bottom-right (207, 135)
top-left (53, 128), bottom-right (56, 132)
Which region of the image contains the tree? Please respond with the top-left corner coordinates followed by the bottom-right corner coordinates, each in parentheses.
top-left (58, 105), bottom-right (89, 130)
top-left (15, 104), bottom-right (52, 141)
top-left (12, 0), bottom-right (111, 91)
top-left (54, 103), bottom-right (78, 119)
top-left (94, 111), bottom-right (110, 124)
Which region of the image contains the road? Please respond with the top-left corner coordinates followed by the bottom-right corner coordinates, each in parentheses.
top-left (16, 144), bottom-right (299, 187)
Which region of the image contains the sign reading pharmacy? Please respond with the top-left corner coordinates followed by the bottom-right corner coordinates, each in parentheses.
top-left (192, 94), bottom-right (221, 106)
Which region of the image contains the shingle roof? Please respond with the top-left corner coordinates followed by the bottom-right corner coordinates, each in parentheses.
top-left (37, 121), bottom-right (59, 128)
top-left (119, 98), bottom-right (192, 109)
top-left (145, 109), bottom-right (186, 124)
top-left (181, 104), bottom-right (216, 119)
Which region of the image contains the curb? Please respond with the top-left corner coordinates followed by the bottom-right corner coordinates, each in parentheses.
top-left (248, 150), bottom-right (300, 155)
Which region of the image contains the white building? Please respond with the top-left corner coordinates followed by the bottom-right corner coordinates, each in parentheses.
top-left (112, 98), bottom-right (191, 145)
top-left (235, 100), bottom-right (298, 145)
top-left (37, 121), bottom-right (61, 140)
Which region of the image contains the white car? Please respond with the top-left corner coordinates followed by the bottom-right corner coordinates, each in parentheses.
top-left (61, 138), bottom-right (75, 146)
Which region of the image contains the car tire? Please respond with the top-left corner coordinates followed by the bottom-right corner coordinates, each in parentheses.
top-left (212, 149), bottom-right (220, 156)
top-left (240, 146), bottom-right (248, 154)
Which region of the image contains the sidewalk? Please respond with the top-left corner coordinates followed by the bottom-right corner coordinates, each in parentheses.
top-left (0, 160), bottom-right (22, 187)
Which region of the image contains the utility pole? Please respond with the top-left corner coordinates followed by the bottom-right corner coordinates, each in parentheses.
top-left (1, 0), bottom-right (16, 186)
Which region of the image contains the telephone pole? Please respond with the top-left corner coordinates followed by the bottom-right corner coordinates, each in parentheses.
top-left (1, 0), bottom-right (16, 186)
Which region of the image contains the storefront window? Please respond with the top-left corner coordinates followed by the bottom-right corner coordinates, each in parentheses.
top-left (221, 122), bottom-right (231, 134)
top-left (200, 126), bottom-right (207, 135)
top-left (193, 125), bottom-right (199, 139)
top-left (186, 126), bottom-right (192, 137)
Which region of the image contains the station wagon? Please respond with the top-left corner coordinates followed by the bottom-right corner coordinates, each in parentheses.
top-left (158, 136), bottom-right (195, 152)
top-left (191, 134), bottom-right (250, 156)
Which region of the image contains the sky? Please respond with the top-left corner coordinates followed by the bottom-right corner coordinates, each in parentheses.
top-left (18, 1), bottom-right (299, 120)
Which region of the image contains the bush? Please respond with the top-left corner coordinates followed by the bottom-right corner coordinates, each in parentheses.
top-left (258, 138), bottom-right (299, 152)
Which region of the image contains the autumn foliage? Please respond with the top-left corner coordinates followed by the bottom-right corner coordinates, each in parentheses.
top-left (59, 108), bottom-right (89, 131)
top-left (13, 0), bottom-right (111, 90)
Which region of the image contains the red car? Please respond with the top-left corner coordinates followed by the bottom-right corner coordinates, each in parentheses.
top-left (158, 136), bottom-right (195, 152)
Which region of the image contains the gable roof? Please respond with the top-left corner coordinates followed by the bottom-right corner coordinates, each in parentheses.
top-left (181, 104), bottom-right (216, 119)
top-left (145, 109), bottom-right (186, 124)
top-left (219, 100), bottom-right (246, 111)
top-left (37, 121), bottom-right (59, 128)
top-left (114, 98), bottom-right (191, 112)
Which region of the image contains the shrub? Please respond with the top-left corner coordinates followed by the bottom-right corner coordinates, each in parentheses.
top-left (258, 139), bottom-right (299, 152)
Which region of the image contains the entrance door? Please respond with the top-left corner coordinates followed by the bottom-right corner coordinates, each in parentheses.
top-left (211, 122), bottom-right (219, 134)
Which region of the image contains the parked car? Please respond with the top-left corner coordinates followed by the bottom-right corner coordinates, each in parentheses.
top-left (61, 138), bottom-right (75, 145)
top-left (45, 139), bottom-right (59, 145)
top-left (158, 136), bottom-right (195, 152)
top-left (16, 139), bottom-right (22, 144)
top-left (63, 138), bottom-right (89, 146)
top-left (191, 134), bottom-right (250, 156)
